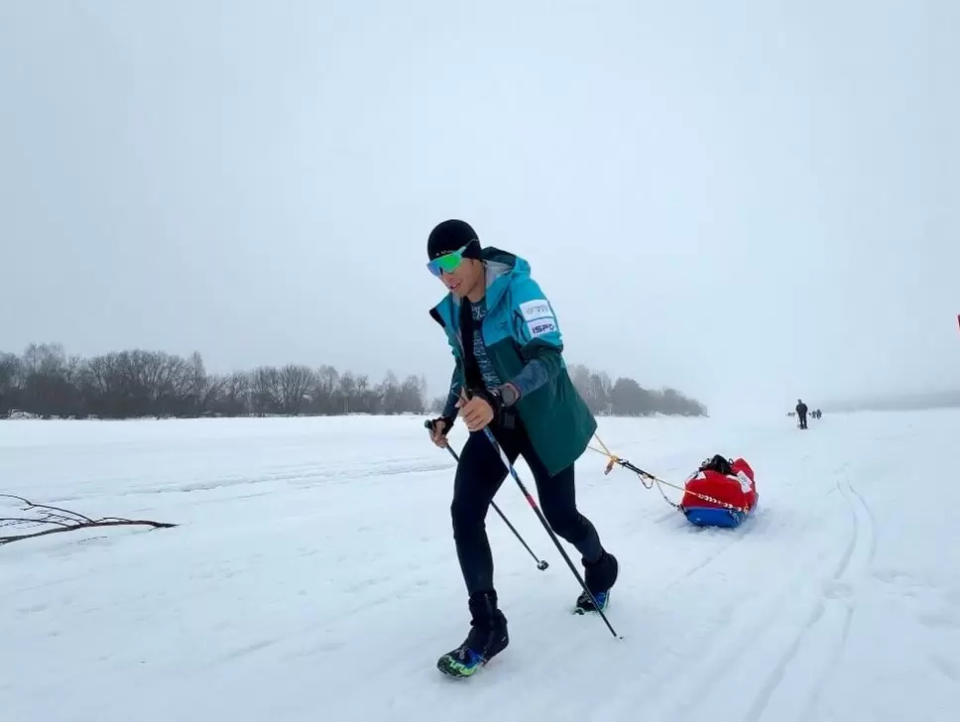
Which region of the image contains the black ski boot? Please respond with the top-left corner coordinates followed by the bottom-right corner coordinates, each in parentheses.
top-left (437, 590), bottom-right (509, 678)
top-left (574, 551), bottom-right (618, 614)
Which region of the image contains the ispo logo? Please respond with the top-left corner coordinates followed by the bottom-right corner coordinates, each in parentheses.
top-left (529, 321), bottom-right (556, 337)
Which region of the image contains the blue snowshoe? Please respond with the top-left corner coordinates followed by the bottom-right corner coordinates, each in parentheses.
top-left (437, 591), bottom-right (508, 678)
top-left (574, 551), bottom-right (618, 615)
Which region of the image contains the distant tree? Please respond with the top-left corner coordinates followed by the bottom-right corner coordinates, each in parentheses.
top-left (308, 365), bottom-right (339, 414)
top-left (587, 371), bottom-right (612, 414)
top-left (0, 352), bottom-right (22, 415)
top-left (570, 364), bottom-right (608, 415)
top-left (379, 371), bottom-right (401, 414)
top-left (18, 343), bottom-right (83, 418)
top-left (278, 365), bottom-right (315, 415)
top-left (611, 377), bottom-right (654, 416)
top-left (337, 372), bottom-right (357, 413)
top-left (397, 374), bottom-right (426, 414)
top-left (199, 373), bottom-right (230, 416)
top-left (570, 364), bottom-right (591, 406)
top-left (354, 375), bottom-right (380, 414)
top-left (180, 351), bottom-right (208, 416)
top-left (213, 372), bottom-right (251, 416)
top-left (250, 366), bottom-right (280, 416)
top-left (658, 387), bottom-right (706, 417)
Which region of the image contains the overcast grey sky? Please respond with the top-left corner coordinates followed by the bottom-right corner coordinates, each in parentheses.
top-left (2, 1), bottom-right (958, 414)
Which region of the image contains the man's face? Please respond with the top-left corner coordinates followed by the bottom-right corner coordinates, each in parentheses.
top-left (440, 258), bottom-right (481, 298)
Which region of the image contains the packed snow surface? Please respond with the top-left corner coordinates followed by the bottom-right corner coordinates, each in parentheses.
top-left (2, 411), bottom-right (958, 721)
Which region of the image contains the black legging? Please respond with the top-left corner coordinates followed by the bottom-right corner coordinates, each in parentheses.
top-left (451, 420), bottom-right (603, 596)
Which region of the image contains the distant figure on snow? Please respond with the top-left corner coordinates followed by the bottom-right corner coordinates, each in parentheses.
top-left (796, 399), bottom-right (809, 429)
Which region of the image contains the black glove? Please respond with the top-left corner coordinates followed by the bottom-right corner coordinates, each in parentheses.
top-left (468, 387), bottom-right (503, 417)
top-left (427, 416), bottom-right (455, 435)
top-left (468, 385), bottom-right (521, 430)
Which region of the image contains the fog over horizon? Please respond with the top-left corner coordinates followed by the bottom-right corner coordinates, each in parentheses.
top-left (3, 2), bottom-right (958, 417)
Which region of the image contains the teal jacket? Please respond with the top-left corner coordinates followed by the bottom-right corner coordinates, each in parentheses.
top-left (429, 247), bottom-right (597, 476)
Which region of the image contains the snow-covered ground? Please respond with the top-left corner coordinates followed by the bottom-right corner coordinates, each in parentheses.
top-left (2, 411), bottom-right (958, 722)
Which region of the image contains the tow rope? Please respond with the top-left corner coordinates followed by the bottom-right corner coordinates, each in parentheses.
top-left (589, 435), bottom-right (752, 515)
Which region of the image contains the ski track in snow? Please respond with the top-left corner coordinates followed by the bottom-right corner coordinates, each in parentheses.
top-left (742, 479), bottom-right (876, 722)
top-left (2, 412), bottom-right (959, 722)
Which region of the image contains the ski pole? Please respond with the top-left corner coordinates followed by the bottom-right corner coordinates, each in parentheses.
top-left (480, 427), bottom-right (621, 639)
top-left (424, 420), bottom-right (549, 571)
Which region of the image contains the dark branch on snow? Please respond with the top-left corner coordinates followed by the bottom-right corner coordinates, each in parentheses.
top-left (0, 494), bottom-right (176, 546)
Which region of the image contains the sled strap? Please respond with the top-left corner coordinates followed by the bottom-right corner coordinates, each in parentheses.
top-left (588, 435), bottom-right (750, 514)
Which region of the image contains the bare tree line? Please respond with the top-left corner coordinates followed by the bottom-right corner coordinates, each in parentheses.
top-left (0, 344), bottom-right (426, 419)
top-left (567, 364), bottom-right (707, 417)
top-left (2, 345), bottom-right (706, 420)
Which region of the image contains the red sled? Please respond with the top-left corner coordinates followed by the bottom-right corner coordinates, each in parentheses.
top-left (681, 457), bottom-right (758, 528)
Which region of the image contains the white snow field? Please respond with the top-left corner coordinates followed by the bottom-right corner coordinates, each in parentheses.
top-left (2, 411), bottom-right (959, 722)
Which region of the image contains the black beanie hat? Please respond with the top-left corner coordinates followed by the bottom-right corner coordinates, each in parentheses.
top-left (427, 219), bottom-right (482, 259)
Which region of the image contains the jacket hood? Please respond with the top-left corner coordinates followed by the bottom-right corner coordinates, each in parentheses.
top-left (429, 247), bottom-right (530, 326)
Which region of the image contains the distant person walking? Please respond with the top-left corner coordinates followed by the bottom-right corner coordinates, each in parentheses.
top-left (796, 399), bottom-right (809, 429)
